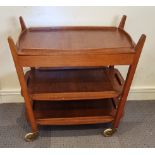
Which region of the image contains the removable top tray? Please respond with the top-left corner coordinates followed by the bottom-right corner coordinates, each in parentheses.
top-left (17, 27), bottom-right (135, 56)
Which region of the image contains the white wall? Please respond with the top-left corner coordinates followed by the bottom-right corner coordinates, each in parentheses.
top-left (0, 6), bottom-right (155, 103)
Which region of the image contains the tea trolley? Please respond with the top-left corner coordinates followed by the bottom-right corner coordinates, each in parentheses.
top-left (8, 15), bottom-right (146, 141)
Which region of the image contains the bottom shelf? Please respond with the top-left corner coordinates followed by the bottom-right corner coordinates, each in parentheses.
top-left (33, 99), bottom-right (116, 125)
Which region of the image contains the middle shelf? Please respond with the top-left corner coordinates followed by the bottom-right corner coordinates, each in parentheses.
top-left (25, 67), bottom-right (124, 101)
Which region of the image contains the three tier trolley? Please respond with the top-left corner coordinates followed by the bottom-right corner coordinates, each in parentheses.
top-left (8, 15), bottom-right (146, 141)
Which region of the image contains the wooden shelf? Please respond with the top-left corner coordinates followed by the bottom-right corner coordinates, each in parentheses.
top-left (33, 99), bottom-right (115, 125)
top-left (25, 67), bottom-right (124, 101)
top-left (17, 27), bottom-right (135, 56)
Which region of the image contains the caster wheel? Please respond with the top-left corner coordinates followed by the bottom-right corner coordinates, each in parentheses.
top-left (103, 128), bottom-right (116, 137)
top-left (24, 132), bottom-right (39, 142)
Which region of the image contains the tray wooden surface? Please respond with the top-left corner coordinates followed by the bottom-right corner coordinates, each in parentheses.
top-left (33, 99), bottom-right (115, 125)
top-left (17, 27), bottom-right (135, 56)
top-left (25, 67), bottom-right (124, 101)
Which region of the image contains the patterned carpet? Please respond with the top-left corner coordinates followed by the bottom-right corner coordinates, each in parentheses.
top-left (0, 100), bottom-right (155, 148)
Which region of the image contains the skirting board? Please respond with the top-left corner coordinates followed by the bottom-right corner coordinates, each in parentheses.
top-left (0, 87), bottom-right (155, 103)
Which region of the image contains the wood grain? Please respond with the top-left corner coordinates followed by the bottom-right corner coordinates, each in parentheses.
top-left (18, 53), bottom-right (135, 67)
top-left (25, 67), bottom-right (124, 100)
top-left (17, 27), bottom-right (134, 55)
top-left (33, 99), bottom-right (115, 125)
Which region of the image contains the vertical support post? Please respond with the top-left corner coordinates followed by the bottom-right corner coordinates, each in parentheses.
top-left (113, 34), bottom-right (146, 128)
top-left (19, 16), bottom-right (35, 71)
top-left (118, 15), bottom-right (127, 29)
top-left (19, 16), bottom-right (27, 31)
top-left (109, 15), bottom-right (127, 69)
top-left (8, 37), bottom-right (38, 133)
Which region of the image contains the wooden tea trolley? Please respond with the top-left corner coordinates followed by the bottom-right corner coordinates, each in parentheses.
top-left (8, 15), bottom-right (146, 141)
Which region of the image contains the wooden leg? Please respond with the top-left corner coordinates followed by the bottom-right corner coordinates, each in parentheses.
top-left (25, 100), bottom-right (35, 123)
top-left (113, 34), bottom-right (146, 129)
top-left (103, 62), bottom-right (141, 136)
top-left (18, 64), bottom-right (38, 132)
top-left (8, 37), bottom-right (38, 141)
top-left (113, 65), bottom-right (134, 128)
top-left (18, 66), bottom-right (39, 141)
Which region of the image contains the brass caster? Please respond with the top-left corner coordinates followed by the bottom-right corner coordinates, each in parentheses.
top-left (24, 132), bottom-right (39, 142)
top-left (103, 128), bottom-right (116, 137)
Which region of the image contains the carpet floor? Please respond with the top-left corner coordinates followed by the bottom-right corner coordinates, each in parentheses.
top-left (0, 100), bottom-right (155, 148)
